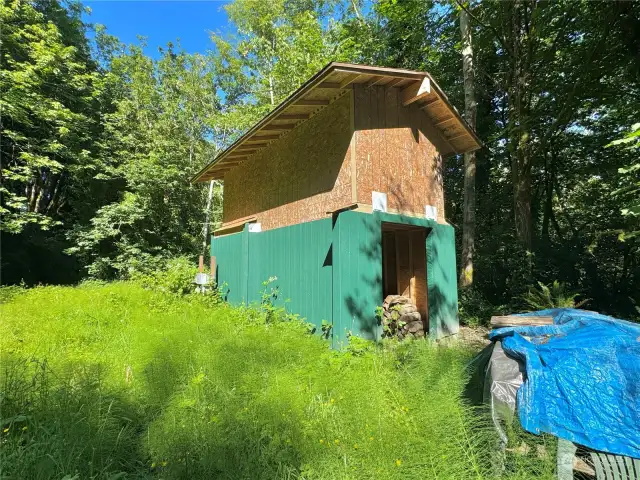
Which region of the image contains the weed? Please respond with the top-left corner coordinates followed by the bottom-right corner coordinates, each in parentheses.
top-left (0, 282), bottom-right (556, 479)
top-left (259, 276), bottom-right (281, 323)
top-left (320, 320), bottom-right (332, 340)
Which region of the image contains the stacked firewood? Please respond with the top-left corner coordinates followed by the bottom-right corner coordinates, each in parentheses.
top-left (379, 295), bottom-right (426, 340)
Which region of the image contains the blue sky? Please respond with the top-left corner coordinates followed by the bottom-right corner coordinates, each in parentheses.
top-left (82, 1), bottom-right (232, 57)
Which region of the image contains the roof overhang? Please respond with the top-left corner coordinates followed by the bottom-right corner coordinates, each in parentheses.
top-left (193, 62), bottom-right (482, 183)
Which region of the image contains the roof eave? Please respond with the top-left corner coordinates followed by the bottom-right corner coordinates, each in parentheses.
top-left (192, 62), bottom-right (482, 183)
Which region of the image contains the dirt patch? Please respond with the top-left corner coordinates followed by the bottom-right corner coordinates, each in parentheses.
top-left (456, 326), bottom-right (491, 350)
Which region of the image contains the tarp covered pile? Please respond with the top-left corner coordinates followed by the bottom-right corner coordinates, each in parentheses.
top-left (485, 309), bottom-right (640, 458)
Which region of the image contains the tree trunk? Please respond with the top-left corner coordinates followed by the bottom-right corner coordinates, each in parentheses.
top-left (541, 149), bottom-right (562, 241)
top-left (36, 171), bottom-right (60, 214)
top-left (512, 142), bottom-right (532, 250)
top-left (268, 75), bottom-right (275, 106)
top-left (29, 171), bottom-right (41, 212)
top-left (505, 0), bottom-right (534, 251)
top-left (459, 6), bottom-right (477, 288)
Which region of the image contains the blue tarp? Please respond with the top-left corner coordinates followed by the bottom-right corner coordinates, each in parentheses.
top-left (489, 308), bottom-right (640, 458)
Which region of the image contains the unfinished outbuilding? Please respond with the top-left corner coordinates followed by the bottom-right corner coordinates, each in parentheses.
top-left (193, 62), bottom-right (481, 347)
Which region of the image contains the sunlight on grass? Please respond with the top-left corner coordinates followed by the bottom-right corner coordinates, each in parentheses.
top-left (0, 283), bottom-right (555, 479)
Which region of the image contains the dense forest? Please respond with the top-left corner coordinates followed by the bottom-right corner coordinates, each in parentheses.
top-left (2, 0), bottom-right (639, 321)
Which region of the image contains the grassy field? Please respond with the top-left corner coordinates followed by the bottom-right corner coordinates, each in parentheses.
top-left (0, 282), bottom-right (555, 479)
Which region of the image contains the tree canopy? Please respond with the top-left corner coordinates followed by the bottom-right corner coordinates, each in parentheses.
top-left (1, 0), bottom-right (638, 319)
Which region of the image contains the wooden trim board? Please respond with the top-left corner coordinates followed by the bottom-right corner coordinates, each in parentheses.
top-left (490, 316), bottom-right (554, 328)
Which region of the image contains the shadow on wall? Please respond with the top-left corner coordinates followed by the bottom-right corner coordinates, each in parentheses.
top-left (340, 212), bottom-right (459, 342)
top-left (426, 226), bottom-right (459, 337)
top-left (232, 88), bottom-right (446, 222)
top-left (344, 214), bottom-right (382, 340)
top-left (344, 293), bottom-right (377, 340)
top-left (387, 182), bottom-right (415, 216)
top-left (354, 83), bottom-right (450, 216)
top-left (336, 107), bottom-right (447, 341)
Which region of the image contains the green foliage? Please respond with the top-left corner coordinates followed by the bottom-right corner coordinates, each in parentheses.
top-left (320, 319), bottom-right (332, 340)
top-left (459, 287), bottom-right (503, 327)
top-left (131, 256), bottom-right (198, 295)
top-left (0, 284), bottom-right (25, 304)
top-left (0, 0), bottom-right (113, 285)
top-left (0, 282), bottom-right (556, 479)
top-left (344, 331), bottom-right (377, 357)
top-left (345, 0), bottom-right (640, 320)
top-left (375, 305), bottom-right (388, 333)
top-left (259, 275), bottom-right (281, 323)
top-left (377, 304), bottom-right (406, 338)
top-left (2, 0), bottom-right (349, 285)
top-left (214, 0), bottom-right (350, 108)
top-left (254, 276), bottom-right (312, 330)
top-left (208, 0), bottom-right (355, 161)
top-left (65, 39), bottom-right (223, 279)
top-left (0, 0), bottom-right (101, 234)
top-left (608, 123), bottom-right (640, 239)
top-left (3, 0), bottom-right (639, 327)
top-left (520, 281), bottom-right (586, 311)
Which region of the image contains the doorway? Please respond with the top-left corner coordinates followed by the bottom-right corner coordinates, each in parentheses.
top-left (381, 222), bottom-right (429, 325)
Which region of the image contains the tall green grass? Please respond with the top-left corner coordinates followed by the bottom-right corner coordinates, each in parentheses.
top-left (0, 283), bottom-right (555, 479)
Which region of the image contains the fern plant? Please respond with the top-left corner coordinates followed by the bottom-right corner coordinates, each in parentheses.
top-left (521, 281), bottom-right (588, 310)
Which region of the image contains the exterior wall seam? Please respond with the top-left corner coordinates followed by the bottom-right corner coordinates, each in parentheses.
top-left (350, 88), bottom-right (358, 203)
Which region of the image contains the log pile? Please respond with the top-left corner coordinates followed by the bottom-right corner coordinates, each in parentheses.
top-left (380, 295), bottom-right (426, 340)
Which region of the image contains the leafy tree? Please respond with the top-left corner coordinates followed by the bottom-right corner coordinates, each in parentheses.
top-left (66, 0), bottom-right (349, 279)
top-left (211, 0), bottom-right (352, 143)
top-left (0, 0), bottom-right (101, 232)
top-left (3, 0), bottom-right (638, 320)
top-left (346, 0), bottom-right (640, 318)
top-left (0, 0), bottom-right (111, 284)
top-left (608, 122), bottom-right (640, 238)
top-left (66, 40), bottom-right (222, 278)
top-left (220, 0), bottom-right (346, 106)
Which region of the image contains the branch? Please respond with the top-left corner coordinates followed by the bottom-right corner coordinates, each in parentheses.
top-left (351, 0), bottom-right (363, 21)
top-left (539, 16), bottom-right (613, 148)
top-left (455, 0), bottom-right (514, 58)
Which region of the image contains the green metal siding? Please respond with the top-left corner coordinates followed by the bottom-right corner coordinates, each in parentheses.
top-left (332, 211), bottom-right (459, 345)
top-left (426, 223), bottom-right (459, 337)
top-left (211, 230), bottom-right (247, 303)
top-left (211, 211), bottom-right (459, 346)
top-left (331, 211), bottom-right (383, 348)
top-left (246, 219), bottom-right (333, 327)
top-left (212, 219), bottom-right (333, 330)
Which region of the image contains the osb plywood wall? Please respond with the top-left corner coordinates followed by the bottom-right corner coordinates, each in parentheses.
top-left (223, 84), bottom-right (451, 231)
top-left (410, 229), bottom-right (428, 321)
top-left (382, 227), bottom-right (428, 323)
top-left (223, 94), bottom-right (353, 230)
top-left (353, 84), bottom-right (447, 223)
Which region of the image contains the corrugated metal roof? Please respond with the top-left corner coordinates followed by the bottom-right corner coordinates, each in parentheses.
top-left (193, 62), bottom-right (481, 182)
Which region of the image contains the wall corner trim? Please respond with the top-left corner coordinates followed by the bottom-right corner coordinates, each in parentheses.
top-left (350, 88), bottom-right (358, 203)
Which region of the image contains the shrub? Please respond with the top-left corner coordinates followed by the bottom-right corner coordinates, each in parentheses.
top-left (259, 275), bottom-right (281, 323)
top-left (162, 257), bottom-right (199, 294)
top-left (132, 256), bottom-right (198, 295)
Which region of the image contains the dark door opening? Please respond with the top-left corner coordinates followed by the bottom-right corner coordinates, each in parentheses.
top-left (381, 222), bottom-right (429, 324)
